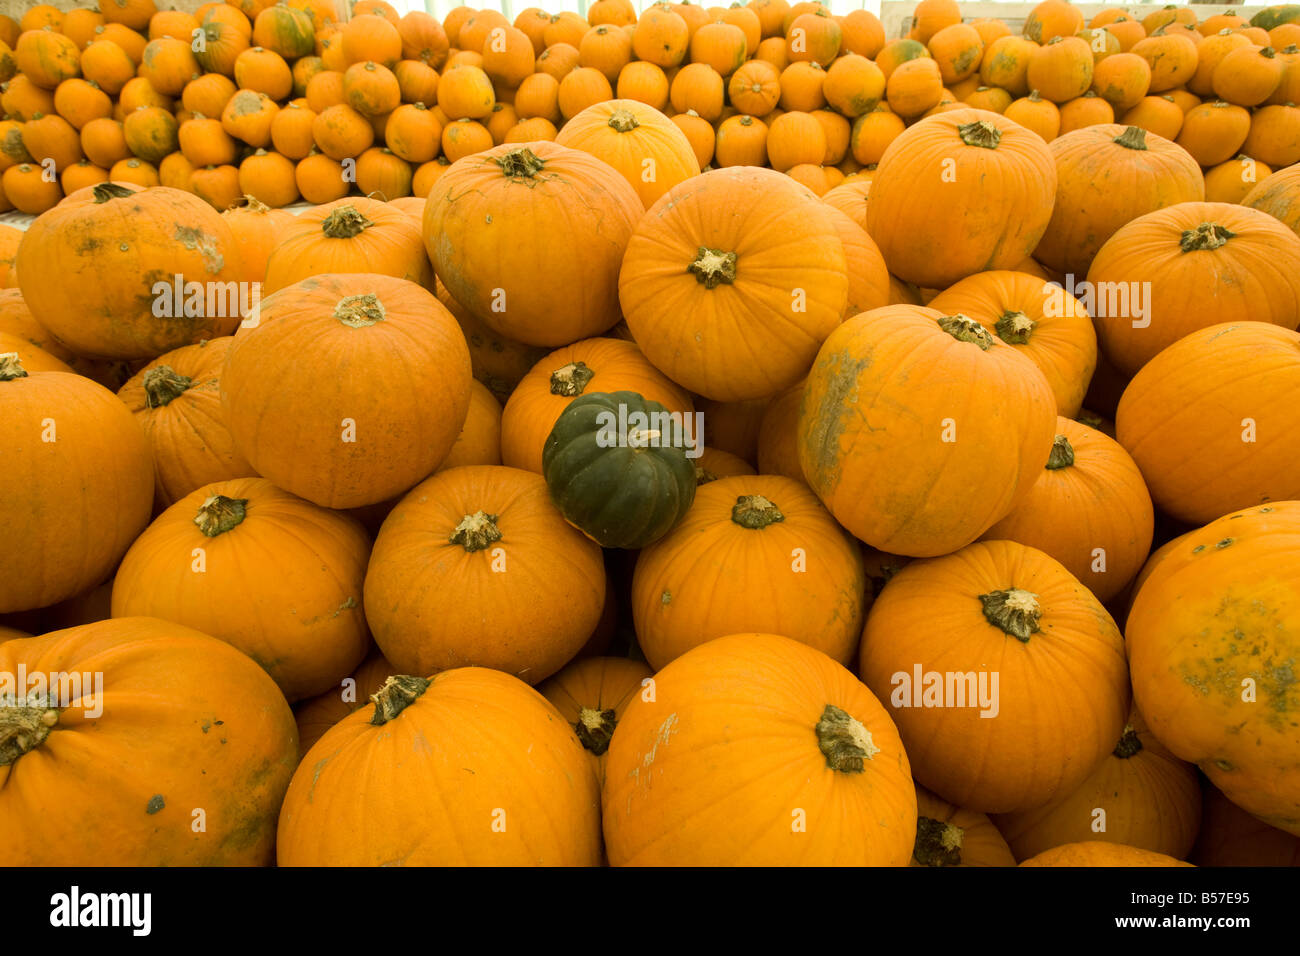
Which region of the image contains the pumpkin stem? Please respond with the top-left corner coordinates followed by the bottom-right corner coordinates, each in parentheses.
top-left (1113, 723), bottom-right (1143, 759)
top-left (334, 293), bottom-right (386, 327)
top-left (694, 465), bottom-right (719, 484)
top-left (607, 107), bottom-right (640, 132)
top-left (937, 313), bottom-right (994, 350)
top-left (731, 494), bottom-right (785, 529)
top-left (0, 694), bottom-right (59, 767)
top-left (0, 352), bottom-right (28, 381)
top-left (913, 816), bottom-right (965, 867)
top-left (92, 182), bottom-right (136, 203)
top-left (320, 204), bottom-right (374, 238)
top-left (495, 146), bottom-right (545, 179)
top-left (450, 510), bottom-right (502, 552)
top-left (549, 360), bottom-right (595, 397)
top-left (194, 494), bottom-right (248, 537)
top-left (957, 119), bottom-right (1002, 149)
top-left (142, 365), bottom-right (194, 408)
top-left (815, 704), bottom-right (879, 773)
top-left (994, 310), bottom-right (1035, 344)
top-left (980, 588), bottom-right (1042, 643)
top-left (1260, 46), bottom-right (1276, 59)
top-left (689, 247), bottom-right (738, 288)
top-left (1046, 435), bottom-right (1075, 470)
top-left (575, 706), bottom-right (617, 755)
top-left (1113, 126), bottom-right (1148, 151)
top-left (369, 675), bottom-right (431, 726)
top-left (1180, 222), bottom-right (1235, 253)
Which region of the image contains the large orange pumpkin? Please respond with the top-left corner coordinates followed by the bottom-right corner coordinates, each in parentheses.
top-left (1128, 501), bottom-right (1300, 836)
top-left (16, 182), bottom-right (244, 360)
top-left (619, 165), bottom-right (848, 401)
top-left (537, 655), bottom-right (653, 787)
top-left (0, 616), bottom-right (297, 865)
top-left (631, 475), bottom-right (867, 668)
top-left (863, 108), bottom-right (1056, 289)
top-left (1087, 202), bottom-right (1300, 378)
top-left (0, 358), bottom-right (153, 613)
top-left (117, 336), bottom-right (256, 509)
top-left (859, 540), bottom-right (1130, 813)
top-left (364, 465), bottom-right (606, 684)
top-left (553, 98), bottom-right (700, 208)
top-left (982, 417), bottom-right (1153, 604)
top-left (604, 632), bottom-right (917, 865)
top-left (927, 269), bottom-right (1096, 417)
top-left (992, 704), bottom-right (1201, 860)
top-left (277, 669), bottom-right (601, 865)
top-left (264, 196), bottom-right (432, 293)
top-left (1117, 322), bottom-right (1300, 525)
top-left (220, 273), bottom-right (471, 509)
top-left (423, 141), bottom-right (643, 348)
top-left (111, 477), bottom-right (372, 702)
top-left (1243, 161), bottom-right (1300, 237)
top-left (500, 336), bottom-right (693, 474)
top-left (1032, 124), bottom-right (1204, 277)
top-left (798, 306), bottom-right (1057, 557)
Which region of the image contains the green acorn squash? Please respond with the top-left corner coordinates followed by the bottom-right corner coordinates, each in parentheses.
top-left (542, 390), bottom-right (697, 549)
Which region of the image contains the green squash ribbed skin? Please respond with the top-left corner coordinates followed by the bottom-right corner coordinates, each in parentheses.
top-left (543, 390), bottom-right (697, 549)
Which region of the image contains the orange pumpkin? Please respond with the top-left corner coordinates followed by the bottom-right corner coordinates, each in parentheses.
top-left (631, 4), bottom-right (689, 67)
top-left (117, 337), bottom-right (256, 510)
top-left (1033, 124), bottom-right (1204, 277)
top-left (363, 464), bottom-right (605, 683)
top-left (1243, 163), bottom-right (1300, 236)
top-left (1026, 35), bottom-right (1093, 103)
top-left (221, 273), bottom-right (470, 510)
top-left (1127, 501), bottom-right (1300, 835)
top-left (992, 704), bottom-right (1201, 860)
top-left (265, 197), bottom-right (432, 293)
top-left (860, 539), bottom-right (1130, 813)
top-left (440, 378), bottom-right (501, 471)
top-left (1116, 322), bottom-right (1300, 525)
top-left (632, 474), bottom-right (866, 668)
top-left (864, 109), bottom-right (1056, 289)
top-left (423, 142), bottom-right (643, 348)
top-left (604, 632), bottom-right (917, 865)
top-left (799, 306), bottom-right (1056, 557)
top-left (1131, 30), bottom-right (1198, 92)
top-left (1088, 202), bottom-right (1300, 378)
top-left (0, 357), bottom-right (153, 613)
top-left (0, 617), bottom-right (297, 865)
top-left (500, 337), bottom-right (693, 475)
top-left (16, 182), bottom-right (244, 360)
top-left (912, 785), bottom-right (1017, 867)
top-left (538, 655), bottom-right (653, 787)
top-left (222, 195), bottom-right (295, 282)
top-left (554, 98), bottom-right (700, 208)
top-left (927, 270), bottom-right (1096, 417)
top-left (619, 165), bottom-right (845, 401)
top-left (277, 669), bottom-right (601, 865)
top-left (1019, 842), bottom-right (1192, 866)
top-left (112, 477), bottom-right (371, 701)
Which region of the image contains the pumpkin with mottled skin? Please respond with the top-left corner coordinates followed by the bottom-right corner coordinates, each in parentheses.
top-left (0, 617), bottom-right (297, 865)
top-left (1127, 501), bottom-right (1300, 836)
top-left (15, 182), bottom-right (244, 360)
top-left (798, 305), bottom-right (1056, 557)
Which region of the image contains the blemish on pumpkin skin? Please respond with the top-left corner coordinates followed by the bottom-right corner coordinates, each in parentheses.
top-left (173, 225), bottom-right (226, 275)
top-left (803, 349), bottom-right (870, 492)
top-left (146, 795), bottom-right (166, 814)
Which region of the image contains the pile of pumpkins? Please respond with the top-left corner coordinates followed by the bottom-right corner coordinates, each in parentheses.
top-left (1, 0), bottom-right (1300, 868)
top-left (0, 0), bottom-right (1296, 212)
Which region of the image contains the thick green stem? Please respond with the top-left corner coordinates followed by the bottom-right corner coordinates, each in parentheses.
top-left (957, 120), bottom-right (1002, 149)
top-left (1113, 723), bottom-right (1143, 759)
top-left (451, 511), bottom-right (502, 552)
top-left (320, 205), bottom-right (373, 238)
top-left (334, 293), bottom-right (386, 327)
top-left (816, 704), bottom-right (879, 773)
top-left (914, 816), bottom-right (965, 867)
top-left (980, 588), bottom-right (1042, 643)
top-left (689, 247), bottom-right (738, 288)
top-left (938, 314), bottom-right (994, 350)
top-left (1046, 435), bottom-right (1075, 470)
top-left (549, 361), bottom-right (595, 397)
top-left (194, 495), bottom-right (248, 536)
top-left (142, 365), bottom-right (194, 408)
top-left (575, 707), bottom-right (617, 755)
top-left (731, 494), bottom-right (785, 529)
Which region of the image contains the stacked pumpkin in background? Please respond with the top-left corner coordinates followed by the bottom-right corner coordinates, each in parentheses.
top-left (2, 0), bottom-right (1300, 869)
top-left (0, 0), bottom-right (1295, 214)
